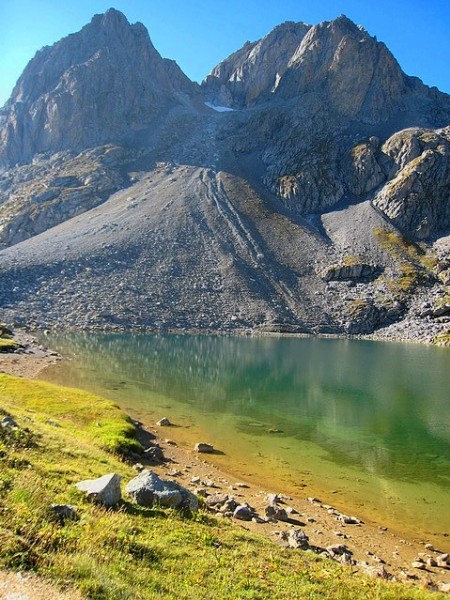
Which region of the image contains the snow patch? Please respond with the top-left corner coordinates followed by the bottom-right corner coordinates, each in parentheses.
top-left (204, 102), bottom-right (236, 113)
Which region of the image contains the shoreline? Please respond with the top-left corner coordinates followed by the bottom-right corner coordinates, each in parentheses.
top-left (1, 330), bottom-right (450, 594)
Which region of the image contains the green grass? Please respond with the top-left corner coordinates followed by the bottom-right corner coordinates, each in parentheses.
top-left (373, 229), bottom-right (436, 295)
top-left (0, 374), bottom-right (443, 599)
top-left (433, 330), bottom-right (450, 347)
top-left (0, 338), bottom-right (20, 352)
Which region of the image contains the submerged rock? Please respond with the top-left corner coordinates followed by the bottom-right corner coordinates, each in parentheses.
top-left (194, 442), bottom-right (215, 453)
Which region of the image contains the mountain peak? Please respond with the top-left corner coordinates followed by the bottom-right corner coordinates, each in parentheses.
top-left (91, 7), bottom-right (130, 29)
top-left (0, 8), bottom-right (197, 166)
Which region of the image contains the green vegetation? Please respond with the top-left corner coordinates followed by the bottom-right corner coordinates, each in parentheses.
top-left (0, 338), bottom-right (20, 352)
top-left (0, 374), bottom-right (442, 599)
top-left (342, 255), bottom-right (362, 267)
top-left (373, 228), bottom-right (437, 294)
top-left (347, 298), bottom-right (371, 317)
top-left (0, 324), bottom-right (20, 352)
top-left (433, 330), bottom-right (450, 347)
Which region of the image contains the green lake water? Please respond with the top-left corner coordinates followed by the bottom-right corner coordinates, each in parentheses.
top-left (40, 333), bottom-right (450, 546)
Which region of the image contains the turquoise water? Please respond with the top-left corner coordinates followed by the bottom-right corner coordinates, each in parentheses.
top-left (41, 333), bottom-right (450, 544)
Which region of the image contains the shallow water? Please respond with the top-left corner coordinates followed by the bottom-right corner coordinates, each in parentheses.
top-left (41, 333), bottom-right (450, 544)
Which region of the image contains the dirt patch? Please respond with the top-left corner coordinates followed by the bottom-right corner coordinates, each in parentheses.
top-left (0, 570), bottom-right (82, 600)
top-left (0, 330), bottom-right (61, 379)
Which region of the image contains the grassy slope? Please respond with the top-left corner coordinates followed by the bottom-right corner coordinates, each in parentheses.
top-left (0, 374), bottom-right (443, 599)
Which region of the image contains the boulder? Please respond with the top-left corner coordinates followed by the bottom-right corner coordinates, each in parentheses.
top-left (205, 493), bottom-right (230, 508)
top-left (156, 417), bottom-right (171, 426)
top-left (125, 469), bottom-right (198, 511)
top-left (143, 445), bottom-right (165, 462)
top-left (233, 504), bottom-right (253, 521)
top-left (75, 473), bottom-right (122, 507)
top-left (264, 504), bottom-right (289, 522)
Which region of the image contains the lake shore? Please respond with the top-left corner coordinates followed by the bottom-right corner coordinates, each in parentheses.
top-left (1, 329), bottom-right (450, 594)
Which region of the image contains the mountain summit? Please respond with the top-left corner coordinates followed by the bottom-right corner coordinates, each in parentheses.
top-left (0, 8), bottom-right (198, 166)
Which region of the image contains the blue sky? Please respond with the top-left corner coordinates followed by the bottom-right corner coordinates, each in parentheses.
top-left (1, 0), bottom-right (449, 107)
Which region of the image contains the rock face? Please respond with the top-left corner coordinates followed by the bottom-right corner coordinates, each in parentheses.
top-left (0, 10), bottom-right (450, 341)
top-left (203, 15), bottom-right (449, 124)
top-left (373, 128), bottom-right (450, 238)
top-left (203, 21), bottom-right (310, 108)
top-left (0, 8), bottom-right (198, 167)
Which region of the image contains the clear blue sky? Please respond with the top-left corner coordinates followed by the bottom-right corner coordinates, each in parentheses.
top-left (1, 0), bottom-right (449, 107)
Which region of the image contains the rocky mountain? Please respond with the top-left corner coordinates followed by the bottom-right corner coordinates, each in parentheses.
top-left (0, 9), bottom-right (450, 343)
top-left (0, 8), bottom-right (199, 167)
top-left (203, 15), bottom-right (449, 125)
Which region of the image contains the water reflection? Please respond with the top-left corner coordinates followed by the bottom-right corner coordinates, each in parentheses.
top-left (43, 332), bottom-right (450, 490)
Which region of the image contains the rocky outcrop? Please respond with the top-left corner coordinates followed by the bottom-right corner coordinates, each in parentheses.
top-left (202, 22), bottom-right (310, 108)
top-left (342, 137), bottom-right (386, 197)
top-left (0, 8), bottom-right (198, 167)
top-left (373, 128), bottom-right (450, 238)
top-left (0, 145), bottom-right (144, 247)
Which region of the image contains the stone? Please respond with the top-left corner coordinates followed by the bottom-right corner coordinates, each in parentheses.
top-left (362, 565), bottom-right (390, 580)
top-left (50, 504), bottom-right (79, 522)
top-left (75, 473), bottom-right (122, 507)
top-left (156, 417), bottom-right (171, 426)
top-left (411, 561), bottom-right (426, 570)
top-left (338, 515), bottom-right (361, 525)
top-left (426, 557), bottom-right (438, 567)
top-left (327, 544), bottom-right (352, 556)
top-left (233, 504), bottom-right (253, 521)
top-left (280, 528), bottom-right (310, 550)
top-left (264, 504), bottom-right (289, 522)
top-left (194, 442), bottom-right (214, 453)
top-left (143, 445), bottom-right (165, 462)
top-left (205, 493), bottom-right (230, 508)
top-left (437, 553), bottom-right (450, 568)
top-left (266, 493), bottom-right (281, 505)
top-left (1, 416), bottom-right (19, 428)
top-left (125, 469), bottom-right (198, 511)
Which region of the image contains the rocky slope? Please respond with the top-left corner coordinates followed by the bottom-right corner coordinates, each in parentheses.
top-left (0, 10), bottom-right (449, 341)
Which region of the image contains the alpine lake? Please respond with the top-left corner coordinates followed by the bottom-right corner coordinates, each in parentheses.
top-left (40, 333), bottom-right (450, 548)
